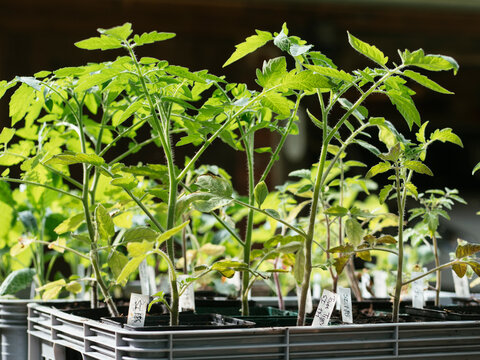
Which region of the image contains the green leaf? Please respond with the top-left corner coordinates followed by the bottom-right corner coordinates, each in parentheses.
top-left (324, 205), bottom-right (348, 217)
top-left (75, 35), bottom-right (122, 50)
top-left (65, 281), bottom-right (82, 294)
top-left (37, 279), bottom-right (66, 300)
top-left (165, 65), bottom-right (207, 83)
top-left (282, 70), bottom-right (333, 91)
top-left (356, 250), bottom-right (372, 262)
top-left (429, 128), bottom-right (463, 147)
top-left (406, 182), bottom-right (419, 199)
top-left (452, 263), bottom-right (467, 278)
top-left (401, 49), bottom-right (459, 75)
top-left (9, 83), bottom-right (35, 126)
top-left (402, 70), bottom-right (453, 94)
top-left (0, 80), bottom-right (17, 100)
top-left (473, 162), bottom-right (480, 175)
top-left (157, 221), bottom-right (189, 245)
top-left (305, 65), bottom-right (354, 83)
top-left (379, 184), bottom-right (392, 204)
top-left (260, 92), bottom-right (293, 117)
top-left (404, 160), bottom-right (433, 176)
top-left (347, 32), bottom-right (388, 66)
top-left (110, 175), bottom-right (138, 190)
top-left (211, 260), bottom-right (247, 278)
top-left (376, 235), bottom-right (397, 245)
top-left (113, 100), bottom-right (144, 127)
top-left (116, 255), bottom-right (147, 285)
top-left (366, 162), bottom-right (391, 178)
top-left (0, 127), bottom-right (15, 144)
top-left (334, 256), bottom-right (350, 275)
top-left (123, 227), bottom-right (159, 243)
top-left (294, 249), bottom-right (305, 284)
top-left (98, 23), bottom-right (133, 41)
top-left (254, 181), bottom-right (269, 208)
top-left (95, 204), bottom-right (115, 240)
top-left (328, 244), bottom-right (354, 254)
top-left (456, 243), bottom-right (480, 259)
top-left (127, 240), bottom-right (153, 258)
top-left (47, 152), bottom-right (105, 167)
top-left (224, 30), bottom-right (273, 67)
top-left (355, 139), bottom-right (381, 156)
top-left (256, 57), bottom-right (287, 89)
top-left (346, 218), bottom-right (363, 245)
top-left (133, 31), bottom-right (175, 46)
top-left (387, 90), bottom-right (420, 129)
top-left (195, 175), bottom-right (233, 198)
top-left (54, 213), bottom-right (85, 234)
top-left (416, 121), bottom-right (428, 144)
top-left (75, 68), bottom-right (119, 92)
top-left (177, 193), bottom-right (232, 215)
top-left (0, 268), bottom-right (36, 296)
top-left (108, 251), bottom-right (128, 280)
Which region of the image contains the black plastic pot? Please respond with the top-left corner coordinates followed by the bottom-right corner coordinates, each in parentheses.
top-left (406, 305), bottom-right (480, 321)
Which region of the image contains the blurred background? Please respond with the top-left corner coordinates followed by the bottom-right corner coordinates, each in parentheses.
top-left (0, 0), bottom-right (479, 257)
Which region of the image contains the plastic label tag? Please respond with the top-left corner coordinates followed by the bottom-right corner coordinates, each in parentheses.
top-left (312, 273), bottom-right (322, 300)
top-left (411, 271), bottom-right (424, 309)
top-left (312, 289), bottom-right (337, 327)
top-left (338, 287), bottom-right (353, 323)
top-left (360, 272), bottom-right (372, 299)
top-left (178, 275), bottom-right (196, 312)
top-left (297, 284), bottom-right (313, 314)
top-left (373, 270), bottom-right (388, 298)
top-left (127, 293), bottom-right (149, 326)
top-left (452, 270), bottom-right (470, 298)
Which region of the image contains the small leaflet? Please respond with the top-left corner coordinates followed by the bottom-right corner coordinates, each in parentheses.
top-left (297, 284), bottom-right (313, 314)
top-left (127, 293), bottom-right (149, 327)
top-left (452, 270), bottom-right (470, 298)
top-left (312, 289), bottom-right (337, 327)
top-left (411, 271), bottom-right (424, 309)
top-left (178, 275), bottom-right (196, 312)
top-left (338, 287), bottom-right (353, 324)
top-left (360, 272), bottom-right (372, 299)
top-left (373, 270), bottom-right (388, 298)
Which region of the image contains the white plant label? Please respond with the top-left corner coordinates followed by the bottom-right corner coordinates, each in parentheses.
top-left (297, 284), bottom-right (313, 314)
top-left (373, 270), bottom-right (388, 298)
top-left (139, 259), bottom-right (152, 296)
top-left (360, 273), bottom-right (371, 299)
top-left (312, 289), bottom-right (337, 327)
top-left (147, 265), bottom-right (158, 295)
top-left (178, 275), bottom-right (195, 312)
top-left (127, 293), bottom-right (149, 327)
top-left (225, 271), bottom-right (241, 292)
top-left (452, 270), bottom-right (470, 298)
top-left (312, 272), bottom-right (322, 300)
top-left (411, 271), bottom-right (424, 309)
top-left (338, 287), bottom-right (353, 324)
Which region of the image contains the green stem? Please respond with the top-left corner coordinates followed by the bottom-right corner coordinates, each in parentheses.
top-left (402, 260), bottom-right (464, 286)
top-left (432, 233), bottom-right (441, 306)
top-left (231, 199), bottom-right (308, 239)
top-left (241, 131), bottom-right (255, 316)
top-left (260, 93), bottom-right (303, 183)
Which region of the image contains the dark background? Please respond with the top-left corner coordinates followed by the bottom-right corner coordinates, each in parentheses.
top-left (1, 0), bottom-right (479, 243)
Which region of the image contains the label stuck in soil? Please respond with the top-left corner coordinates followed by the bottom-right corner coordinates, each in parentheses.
top-left (127, 293), bottom-right (150, 327)
top-left (411, 271), bottom-right (424, 309)
top-left (178, 275), bottom-right (196, 312)
top-left (312, 289), bottom-right (337, 326)
top-left (452, 269), bottom-right (470, 298)
top-left (297, 284), bottom-right (313, 314)
top-left (338, 287), bottom-right (353, 323)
